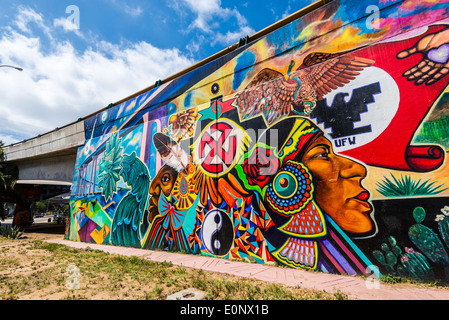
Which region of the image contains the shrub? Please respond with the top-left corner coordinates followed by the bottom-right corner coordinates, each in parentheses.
top-left (0, 225), bottom-right (24, 239)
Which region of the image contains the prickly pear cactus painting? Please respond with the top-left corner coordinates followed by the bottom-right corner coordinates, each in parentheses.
top-left (372, 236), bottom-right (402, 275)
top-left (372, 235), bottom-right (434, 282)
top-left (436, 206), bottom-right (449, 249)
top-left (409, 207), bottom-right (449, 266)
top-left (400, 247), bottom-right (434, 282)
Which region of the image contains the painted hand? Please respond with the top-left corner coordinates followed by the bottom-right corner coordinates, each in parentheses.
top-left (397, 28), bottom-right (449, 85)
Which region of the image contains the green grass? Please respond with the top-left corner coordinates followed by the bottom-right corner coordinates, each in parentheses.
top-left (376, 173), bottom-right (448, 197)
top-left (0, 237), bottom-right (349, 300)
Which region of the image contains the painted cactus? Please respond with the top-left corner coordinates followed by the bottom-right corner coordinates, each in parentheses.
top-left (372, 236), bottom-right (402, 275)
top-left (400, 247), bottom-right (434, 282)
top-left (409, 207), bottom-right (449, 265)
top-left (373, 235), bottom-right (435, 281)
top-left (436, 206), bottom-right (449, 249)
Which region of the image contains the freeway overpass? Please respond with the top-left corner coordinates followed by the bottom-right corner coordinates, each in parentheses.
top-left (4, 120), bottom-right (84, 185)
top-left (1, 120), bottom-right (84, 226)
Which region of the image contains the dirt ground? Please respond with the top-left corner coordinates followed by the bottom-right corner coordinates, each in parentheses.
top-left (0, 231), bottom-right (72, 300)
top-left (0, 230), bottom-right (178, 300)
top-left (0, 230), bottom-right (176, 300)
top-left (0, 229), bottom-right (348, 300)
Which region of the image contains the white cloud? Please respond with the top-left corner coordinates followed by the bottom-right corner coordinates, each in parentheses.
top-left (108, 0), bottom-right (144, 17)
top-left (212, 25), bottom-right (255, 46)
top-left (53, 17), bottom-right (83, 38)
top-left (183, 0), bottom-right (224, 32)
top-left (179, 0), bottom-right (255, 46)
top-left (0, 134), bottom-right (20, 146)
top-left (123, 6), bottom-right (143, 17)
top-left (282, 5), bottom-right (293, 19)
top-left (0, 7), bottom-right (194, 145)
top-left (14, 6), bottom-right (45, 34)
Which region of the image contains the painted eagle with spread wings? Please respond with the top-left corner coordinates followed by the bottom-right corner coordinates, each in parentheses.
top-left (233, 52), bottom-right (375, 125)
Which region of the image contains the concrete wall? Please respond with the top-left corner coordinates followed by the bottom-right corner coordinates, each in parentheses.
top-left (3, 121), bottom-right (84, 184)
top-left (4, 121), bottom-right (84, 161)
top-left (15, 153), bottom-right (77, 184)
top-left (67, 0), bottom-right (449, 284)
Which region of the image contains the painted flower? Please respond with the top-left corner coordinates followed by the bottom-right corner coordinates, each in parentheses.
top-left (435, 205), bottom-right (449, 222)
top-left (240, 145), bottom-right (279, 190)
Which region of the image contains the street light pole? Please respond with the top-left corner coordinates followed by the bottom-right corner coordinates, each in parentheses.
top-left (0, 65), bottom-right (23, 71)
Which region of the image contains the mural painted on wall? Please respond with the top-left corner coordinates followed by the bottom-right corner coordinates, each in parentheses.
top-left (68, 0), bottom-right (449, 283)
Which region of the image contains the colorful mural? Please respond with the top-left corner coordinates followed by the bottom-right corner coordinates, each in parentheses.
top-left (68, 0), bottom-right (449, 283)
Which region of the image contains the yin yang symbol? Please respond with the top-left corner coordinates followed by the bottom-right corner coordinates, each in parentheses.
top-left (202, 209), bottom-right (233, 256)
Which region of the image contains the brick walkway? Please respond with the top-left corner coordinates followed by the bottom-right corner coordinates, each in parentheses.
top-left (47, 238), bottom-right (449, 300)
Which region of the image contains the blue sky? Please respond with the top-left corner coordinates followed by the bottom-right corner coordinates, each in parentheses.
top-left (0, 0), bottom-right (314, 145)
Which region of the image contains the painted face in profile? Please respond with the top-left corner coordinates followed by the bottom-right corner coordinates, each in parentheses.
top-left (301, 135), bottom-right (374, 234)
top-left (250, 116), bottom-right (374, 236)
top-left (147, 165), bottom-right (178, 223)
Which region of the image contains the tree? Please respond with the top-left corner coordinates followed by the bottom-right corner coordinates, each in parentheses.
top-left (0, 140), bottom-right (18, 220)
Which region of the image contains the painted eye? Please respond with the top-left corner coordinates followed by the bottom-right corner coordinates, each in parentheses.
top-left (273, 172), bottom-right (298, 199)
top-left (161, 173), bottom-right (171, 183)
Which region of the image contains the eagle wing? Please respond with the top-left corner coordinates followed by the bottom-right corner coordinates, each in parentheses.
top-left (234, 68), bottom-right (300, 124)
top-left (302, 52), bottom-right (340, 67)
top-left (234, 53), bottom-right (375, 124)
top-left (298, 54), bottom-right (375, 100)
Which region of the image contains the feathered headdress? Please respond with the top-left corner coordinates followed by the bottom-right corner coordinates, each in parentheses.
top-left (153, 132), bottom-right (189, 173)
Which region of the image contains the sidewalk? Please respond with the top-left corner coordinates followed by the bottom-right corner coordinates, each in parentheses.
top-left (47, 238), bottom-right (449, 300)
